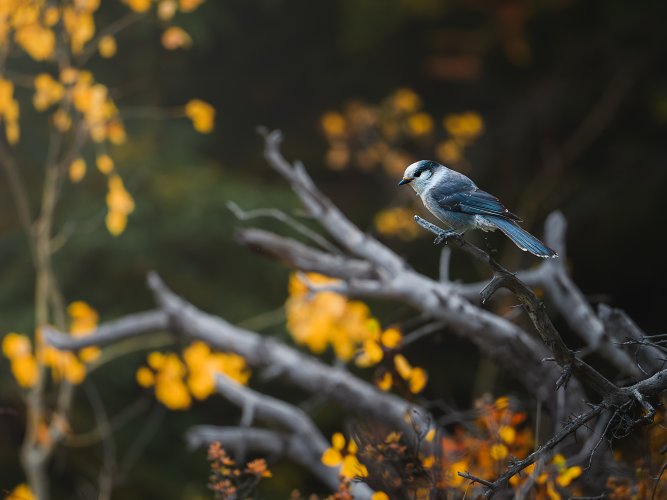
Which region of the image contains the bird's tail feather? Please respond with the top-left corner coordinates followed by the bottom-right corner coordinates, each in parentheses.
top-left (488, 216), bottom-right (557, 258)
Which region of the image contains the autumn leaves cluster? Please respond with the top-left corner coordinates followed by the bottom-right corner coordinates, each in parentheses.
top-left (0, 0), bottom-right (215, 236)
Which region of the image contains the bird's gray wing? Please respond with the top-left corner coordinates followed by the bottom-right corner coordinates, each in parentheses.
top-left (433, 185), bottom-right (522, 222)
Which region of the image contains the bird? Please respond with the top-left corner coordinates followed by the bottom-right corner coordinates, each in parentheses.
top-left (399, 160), bottom-right (557, 258)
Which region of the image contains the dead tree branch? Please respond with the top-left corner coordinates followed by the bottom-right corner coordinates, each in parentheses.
top-left (186, 426), bottom-right (355, 495)
top-left (451, 213), bottom-right (644, 379)
top-left (246, 129), bottom-right (588, 412)
top-left (213, 374), bottom-right (374, 498)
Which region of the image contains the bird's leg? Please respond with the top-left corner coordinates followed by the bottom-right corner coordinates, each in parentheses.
top-left (433, 230), bottom-right (457, 246)
top-left (414, 216), bottom-right (458, 245)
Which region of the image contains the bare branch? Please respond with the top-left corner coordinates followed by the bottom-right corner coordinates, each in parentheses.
top-left (236, 228), bottom-right (375, 281)
top-left (258, 127), bottom-right (406, 277)
top-left (450, 212), bottom-right (644, 379)
top-left (227, 201), bottom-right (342, 255)
top-left (186, 426), bottom-right (371, 497)
top-left (599, 304), bottom-right (664, 373)
top-left (255, 130), bottom-right (592, 411)
top-left (213, 375), bottom-right (374, 498)
top-left (144, 271), bottom-right (430, 439)
top-left (43, 310), bottom-right (168, 350)
top-left (479, 405), bottom-right (605, 498)
top-left (415, 214), bottom-right (618, 397)
top-left (215, 374), bottom-right (329, 451)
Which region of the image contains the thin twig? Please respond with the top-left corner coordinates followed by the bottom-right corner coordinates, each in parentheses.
top-left (228, 201), bottom-right (342, 255)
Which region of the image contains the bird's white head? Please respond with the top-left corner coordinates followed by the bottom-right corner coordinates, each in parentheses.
top-left (399, 160), bottom-right (443, 195)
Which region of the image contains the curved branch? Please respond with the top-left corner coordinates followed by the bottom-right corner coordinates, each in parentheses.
top-left (236, 228), bottom-right (376, 281)
top-left (213, 375), bottom-right (374, 498)
top-left (185, 426), bottom-right (364, 495)
top-left (450, 212), bottom-right (644, 379)
top-left (146, 272), bottom-right (428, 437)
top-left (43, 310), bottom-right (168, 350)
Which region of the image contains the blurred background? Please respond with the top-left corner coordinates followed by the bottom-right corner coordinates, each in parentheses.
top-left (1, 0), bottom-right (666, 498)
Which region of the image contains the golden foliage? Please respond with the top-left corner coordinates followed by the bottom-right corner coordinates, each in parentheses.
top-left (208, 442), bottom-right (272, 498)
top-left (162, 26), bottom-right (192, 50)
top-left (1, 301), bottom-right (100, 388)
top-left (0, 78), bottom-right (20, 143)
top-left (124, 0), bottom-right (152, 13)
top-left (287, 273), bottom-right (428, 393)
top-left (321, 432), bottom-right (369, 479)
top-left (4, 483), bottom-right (36, 500)
top-left (286, 273), bottom-right (377, 361)
top-left (374, 206), bottom-right (422, 240)
top-left (185, 98), bottom-right (215, 133)
top-left (320, 88), bottom-right (484, 175)
top-left (33, 73), bottom-right (64, 111)
top-left (2, 333), bottom-right (39, 388)
top-left (98, 35), bottom-right (117, 58)
top-left (105, 175), bottom-right (135, 236)
top-left (136, 342), bottom-right (250, 410)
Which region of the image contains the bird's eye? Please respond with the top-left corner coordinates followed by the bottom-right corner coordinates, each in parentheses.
top-left (414, 171), bottom-right (421, 177)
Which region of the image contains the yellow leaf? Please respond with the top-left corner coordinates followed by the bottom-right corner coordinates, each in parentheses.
top-left (546, 480), bottom-right (561, 500)
top-left (136, 367), bottom-right (155, 388)
top-left (187, 371), bottom-right (215, 400)
top-left (409, 367), bottom-right (428, 394)
top-left (321, 112), bottom-right (346, 136)
top-left (332, 432), bottom-right (345, 451)
top-left (380, 327), bottom-right (402, 348)
top-left (69, 158), bottom-right (86, 183)
top-left (96, 154), bottom-right (114, 174)
top-left (179, 0), bottom-right (204, 12)
top-left (147, 352), bottom-right (166, 370)
top-left (158, 0), bottom-right (178, 20)
top-left (68, 300), bottom-right (96, 319)
top-left (79, 346), bottom-right (100, 363)
top-left (495, 396), bottom-right (510, 410)
top-left (347, 438), bottom-right (358, 454)
top-left (392, 88), bottom-right (421, 112)
top-left (407, 112), bottom-right (433, 136)
top-left (11, 355), bottom-right (39, 388)
top-left (376, 372), bottom-right (392, 391)
top-left (33, 73), bottom-right (64, 111)
top-left (162, 26), bottom-right (192, 50)
top-left (421, 455), bottom-right (435, 469)
top-left (556, 465), bottom-right (582, 487)
top-left (124, 0), bottom-right (152, 12)
top-left (424, 428), bottom-right (436, 443)
top-left (15, 24), bottom-right (55, 61)
top-left (393, 354), bottom-right (413, 380)
top-left (43, 7), bottom-right (60, 26)
top-left (552, 453), bottom-right (566, 469)
top-left (53, 110), bottom-right (72, 132)
top-left (2, 332), bottom-right (32, 358)
top-left (436, 139), bottom-right (462, 164)
top-left (490, 443), bottom-right (508, 460)
top-left (321, 448), bottom-right (342, 467)
top-left (341, 454), bottom-right (366, 479)
top-left (371, 493), bottom-right (389, 500)
top-left (64, 356), bottom-right (86, 384)
top-left (499, 425), bottom-right (516, 444)
top-left (107, 120), bottom-right (127, 145)
top-left (185, 99), bottom-right (215, 133)
top-left (356, 339), bottom-right (383, 367)
top-left (98, 35), bottom-right (117, 58)
top-left (6, 484), bottom-right (36, 500)
top-left (155, 376), bottom-right (191, 410)
top-left (449, 460), bottom-right (468, 487)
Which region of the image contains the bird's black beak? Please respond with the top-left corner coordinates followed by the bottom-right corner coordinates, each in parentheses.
top-left (398, 177), bottom-right (412, 186)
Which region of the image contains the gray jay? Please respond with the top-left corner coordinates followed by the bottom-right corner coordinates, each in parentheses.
top-left (399, 160), bottom-right (557, 258)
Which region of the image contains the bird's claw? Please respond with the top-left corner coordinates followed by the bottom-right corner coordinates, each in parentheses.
top-left (433, 230), bottom-right (455, 246)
